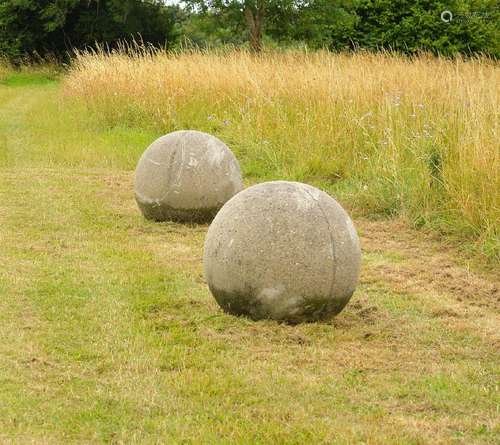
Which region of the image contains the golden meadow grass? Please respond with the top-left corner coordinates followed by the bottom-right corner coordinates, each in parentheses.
top-left (0, 58), bottom-right (12, 80)
top-left (63, 49), bottom-right (500, 260)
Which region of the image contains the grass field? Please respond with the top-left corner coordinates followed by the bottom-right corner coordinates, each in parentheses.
top-left (0, 67), bottom-right (499, 444)
top-left (64, 49), bottom-right (500, 261)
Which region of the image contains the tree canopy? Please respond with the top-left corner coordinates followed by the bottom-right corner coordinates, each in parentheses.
top-left (0, 0), bottom-right (180, 61)
top-left (181, 0), bottom-right (499, 57)
top-left (0, 0), bottom-right (498, 60)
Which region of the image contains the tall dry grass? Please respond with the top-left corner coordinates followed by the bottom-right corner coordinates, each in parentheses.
top-left (0, 58), bottom-right (13, 81)
top-left (63, 48), bottom-right (499, 259)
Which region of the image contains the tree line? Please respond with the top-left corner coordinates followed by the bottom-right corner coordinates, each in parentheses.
top-left (1, 0), bottom-right (498, 61)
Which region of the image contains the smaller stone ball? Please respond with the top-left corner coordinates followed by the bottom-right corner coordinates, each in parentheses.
top-left (134, 130), bottom-right (243, 223)
top-left (203, 181), bottom-right (361, 323)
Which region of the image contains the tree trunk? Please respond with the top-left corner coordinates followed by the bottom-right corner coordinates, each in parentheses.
top-left (244, 1), bottom-right (264, 52)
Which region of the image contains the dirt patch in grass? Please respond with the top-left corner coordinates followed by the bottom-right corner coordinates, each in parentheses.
top-left (359, 219), bottom-right (500, 310)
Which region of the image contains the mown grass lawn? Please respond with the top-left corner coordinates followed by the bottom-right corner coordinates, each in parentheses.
top-left (0, 74), bottom-right (499, 444)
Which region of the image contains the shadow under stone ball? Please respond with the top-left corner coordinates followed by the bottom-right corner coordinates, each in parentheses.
top-left (134, 130), bottom-right (243, 223)
top-left (203, 181), bottom-right (362, 323)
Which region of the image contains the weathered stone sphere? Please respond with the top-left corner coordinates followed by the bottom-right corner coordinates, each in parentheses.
top-left (203, 181), bottom-right (361, 323)
top-left (134, 130), bottom-right (243, 223)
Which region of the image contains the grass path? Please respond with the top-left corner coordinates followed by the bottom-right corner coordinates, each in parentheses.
top-left (0, 78), bottom-right (499, 444)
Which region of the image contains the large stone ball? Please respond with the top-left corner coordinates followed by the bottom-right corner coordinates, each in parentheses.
top-left (203, 181), bottom-right (361, 323)
top-left (134, 130), bottom-right (243, 223)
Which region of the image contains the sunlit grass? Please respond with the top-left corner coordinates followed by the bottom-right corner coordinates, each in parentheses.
top-left (0, 60), bottom-right (60, 86)
top-left (63, 48), bottom-right (500, 260)
top-left (1, 69), bottom-right (499, 444)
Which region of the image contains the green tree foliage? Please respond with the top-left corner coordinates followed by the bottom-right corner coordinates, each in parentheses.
top-left (269, 0), bottom-right (357, 50)
top-left (0, 0), bottom-right (180, 61)
top-left (351, 0), bottom-right (499, 56)
top-left (183, 1), bottom-right (295, 51)
top-left (178, 0), bottom-right (307, 51)
top-left (1, 0), bottom-right (497, 59)
top-left (181, 0), bottom-right (499, 56)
